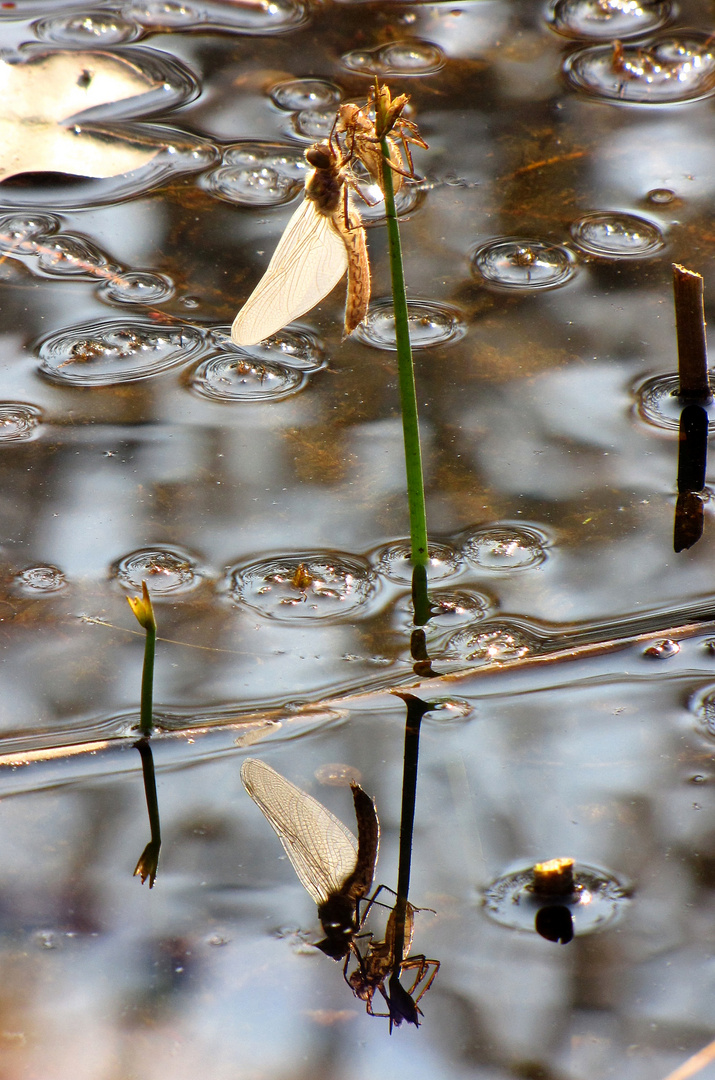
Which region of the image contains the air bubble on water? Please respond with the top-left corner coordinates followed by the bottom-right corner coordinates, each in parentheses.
top-left (636, 373), bottom-right (715, 433)
top-left (123, 0), bottom-right (309, 33)
top-left (564, 35), bottom-right (715, 104)
top-left (472, 238), bottom-right (576, 290)
top-left (547, 0), bottom-right (672, 40)
top-left (228, 554), bottom-right (376, 622)
top-left (0, 403), bottom-right (43, 443)
top-left (189, 355), bottom-right (307, 402)
top-left (395, 588), bottom-right (493, 630)
top-left (374, 540), bottom-right (463, 583)
top-left (98, 270), bottom-right (175, 304)
top-left (14, 565), bottom-right (66, 595)
top-left (208, 325), bottom-right (325, 372)
top-left (0, 214), bottom-right (60, 250)
top-left (37, 319), bottom-right (205, 386)
top-left (462, 525), bottom-right (549, 571)
top-left (356, 300), bottom-right (466, 351)
top-left (30, 234), bottom-right (114, 279)
top-left (203, 143), bottom-right (306, 207)
top-left (114, 547), bottom-right (202, 595)
top-left (35, 11), bottom-right (142, 45)
top-left (647, 187), bottom-right (675, 204)
top-left (341, 39), bottom-right (444, 76)
top-left (570, 211), bottom-right (664, 259)
top-left (270, 78), bottom-right (341, 111)
top-left (292, 108), bottom-right (339, 142)
top-left (483, 861), bottom-right (631, 935)
top-left (423, 697), bottom-right (474, 722)
top-left (445, 622), bottom-right (537, 663)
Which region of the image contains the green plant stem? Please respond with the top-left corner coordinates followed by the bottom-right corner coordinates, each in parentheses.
top-left (140, 619), bottom-right (156, 737)
top-left (380, 137), bottom-right (428, 570)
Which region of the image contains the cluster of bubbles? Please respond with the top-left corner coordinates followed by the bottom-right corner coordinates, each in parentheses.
top-left (190, 326), bottom-right (325, 402)
top-left (38, 320), bottom-right (204, 386)
top-left (472, 211), bottom-right (665, 289)
top-left (0, 213), bottom-right (175, 302)
top-left (270, 79), bottom-right (342, 144)
top-left (33, 0), bottom-right (309, 41)
top-left (341, 41), bottom-right (445, 77)
top-left (202, 143), bottom-right (307, 208)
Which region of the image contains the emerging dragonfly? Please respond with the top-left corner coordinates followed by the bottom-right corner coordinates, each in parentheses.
top-left (231, 138), bottom-right (370, 348)
top-left (231, 84), bottom-right (426, 348)
top-left (240, 758), bottom-right (379, 959)
top-left (346, 889), bottom-right (440, 1029)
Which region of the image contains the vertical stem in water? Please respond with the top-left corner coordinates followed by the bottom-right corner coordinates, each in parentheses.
top-left (127, 580), bottom-right (156, 738)
top-left (380, 135), bottom-right (429, 571)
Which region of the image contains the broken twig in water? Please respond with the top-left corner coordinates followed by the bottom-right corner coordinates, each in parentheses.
top-left (673, 263), bottom-right (711, 400)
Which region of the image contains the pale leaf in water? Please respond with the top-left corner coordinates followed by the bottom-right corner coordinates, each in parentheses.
top-left (0, 51), bottom-right (163, 181)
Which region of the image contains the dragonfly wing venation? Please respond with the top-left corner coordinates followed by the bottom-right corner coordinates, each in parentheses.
top-left (241, 758), bottom-right (358, 906)
top-left (231, 201), bottom-right (349, 347)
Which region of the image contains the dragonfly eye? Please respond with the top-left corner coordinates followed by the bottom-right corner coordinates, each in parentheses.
top-left (305, 143), bottom-right (333, 170)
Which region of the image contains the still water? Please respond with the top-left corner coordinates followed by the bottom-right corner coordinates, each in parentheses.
top-left (1, 0), bottom-right (715, 1076)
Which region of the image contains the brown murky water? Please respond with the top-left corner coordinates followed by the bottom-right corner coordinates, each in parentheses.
top-left (2, 0), bottom-right (715, 1076)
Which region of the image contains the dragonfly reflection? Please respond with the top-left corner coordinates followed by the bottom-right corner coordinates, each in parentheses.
top-left (346, 889), bottom-right (439, 1029)
top-left (240, 758), bottom-right (379, 959)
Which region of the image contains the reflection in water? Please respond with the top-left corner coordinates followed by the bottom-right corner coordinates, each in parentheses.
top-left (346, 892), bottom-right (440, 1026)
top-left (674, 405), bottom-right (708, 552)
top-left (241, 758), bottom-right (379, 959)
top-left (133, 737), bottom-right (161, 887)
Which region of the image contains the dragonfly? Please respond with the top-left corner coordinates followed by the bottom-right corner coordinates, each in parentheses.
top-left (345, 889), bottom-right (440, 1029)
top-left (231, 138), bottom-right (370, 348)
top-left (240, 758), bottom-right (379, 959)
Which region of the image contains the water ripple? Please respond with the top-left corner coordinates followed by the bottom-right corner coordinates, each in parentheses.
top-left (564, 35), bottom-right (715, 104)
top-left (228, 553), bottom-right (376, 621)
top-left (114, 546), bottom-right (204, 595)
top-left (373, 540), bottom-right (464, 583)
top-left (35, 11), bottom-right (142, 45)
top-left (189, 354), bottom-right (307, 402)
top-left (547, 0), bottom-right (672, 40)
top-left (123, 0), bottom-right (309, 34)
top-left (13, 565), bottom-right (67, 594)
top-left (0, 403), bottom-right (43, 442)
top-left (462, 525), bottom-right (549, 572)
top-left (356, 300), bottom-right (466, 350)
top-left (98, 270), bottom-right (175, 304)
top-left (472, 238), bottom-right (577, 290)
top-left (570, 211), bottom-right (664, 259)
top-left (37, 319), bottom-right (205, 386)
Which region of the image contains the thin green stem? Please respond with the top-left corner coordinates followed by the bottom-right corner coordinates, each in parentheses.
top-left (140, 616), bottom-right (156, 737)
top-left (380, 136), bottom-right (428, 570)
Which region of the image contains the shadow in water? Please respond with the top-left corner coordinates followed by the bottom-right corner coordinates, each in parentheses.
top-left (674, 403), bottom-right (708, 552)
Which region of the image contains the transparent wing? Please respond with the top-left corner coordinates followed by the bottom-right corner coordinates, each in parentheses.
top-left (241, 758), bottom-right (358, 906)
top-left (231, 199), bottom-right (349, 347)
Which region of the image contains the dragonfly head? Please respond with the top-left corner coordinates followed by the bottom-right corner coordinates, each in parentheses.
top-left (316, 893), bottom-right (358, 960)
